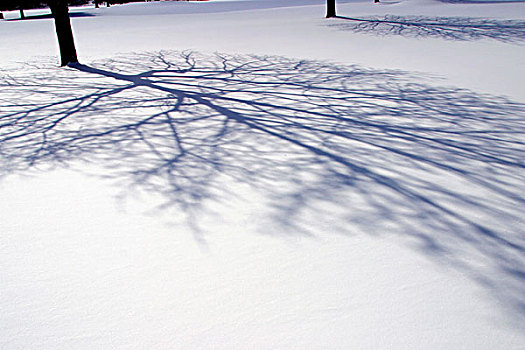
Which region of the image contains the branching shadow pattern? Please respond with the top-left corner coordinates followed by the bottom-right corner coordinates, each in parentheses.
top-left (1, 51), bottom-right (524, 321)
top-left (440, 0), bottom-right (525, 3)
top-left (329, 15), bottom-right (525, 43)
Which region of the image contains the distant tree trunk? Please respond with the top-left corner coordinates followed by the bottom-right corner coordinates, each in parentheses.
top-left (48, 0), bottom-right (78, 66)
top-left (95, 0), bottom-right (100, 8)
top-left (107, 1), bottom-right (111, 7)
top-left (326, 0), bottom-right (336, 18)
top-left (19, 8), bottom-right (25, 19)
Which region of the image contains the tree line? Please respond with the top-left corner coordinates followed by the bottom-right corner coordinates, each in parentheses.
top-left (0, 0), bottom-right (88, 18)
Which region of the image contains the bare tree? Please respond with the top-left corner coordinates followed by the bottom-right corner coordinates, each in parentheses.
top-left (47, 0), bottom-right (78, 66)
top-left (326, 0), bottom-right (336, 18)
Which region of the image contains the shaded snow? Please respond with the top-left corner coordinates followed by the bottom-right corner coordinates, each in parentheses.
top-left (1, 0), bottom-right (524, 348)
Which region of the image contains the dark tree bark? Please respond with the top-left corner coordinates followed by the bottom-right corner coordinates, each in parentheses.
top-left (326, 0), bottom-right (336, 18)
top-left (95, 0), bottom-right (100, 8)
top-left (19, 8), bottom-right (25, 19)
top-left (48, 0), bottom-right (78, 66)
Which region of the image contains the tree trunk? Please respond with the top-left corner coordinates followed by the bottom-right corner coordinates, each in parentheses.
top-left (19, 8), bottom-right (25, 19)
top-left (326, 0), bottom-right (336, 18)
top-left (49, 0), bottom-right (78, 66)
top-left (95, 0), bottom-right (100, 8)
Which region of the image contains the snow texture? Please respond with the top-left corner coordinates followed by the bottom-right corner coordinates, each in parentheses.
top-left (1, 0), bottom-right (524, 349)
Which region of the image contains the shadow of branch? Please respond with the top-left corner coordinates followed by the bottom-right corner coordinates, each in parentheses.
top-left (1, 51), bottom-right (524, 323)
top-left (329, 15), bottom-right (525, 43)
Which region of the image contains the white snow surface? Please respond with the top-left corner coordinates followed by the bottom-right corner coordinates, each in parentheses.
top-left (1, 0), bottom-right (525, 349)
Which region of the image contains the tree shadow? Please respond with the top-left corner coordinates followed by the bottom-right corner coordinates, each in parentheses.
top-left (329, 15), bottom-right (525, 43)
top-left (440, 0), bottom-right (525, 3)
top-left (0, 51), bottom-right (524, 324)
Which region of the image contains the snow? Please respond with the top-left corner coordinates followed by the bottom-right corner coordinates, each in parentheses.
top-left (1, 0), bottom-right (524, 349)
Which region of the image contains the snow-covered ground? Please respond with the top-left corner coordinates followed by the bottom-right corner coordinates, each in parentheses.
top-left (1, 0), bottom-right (524, 348)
